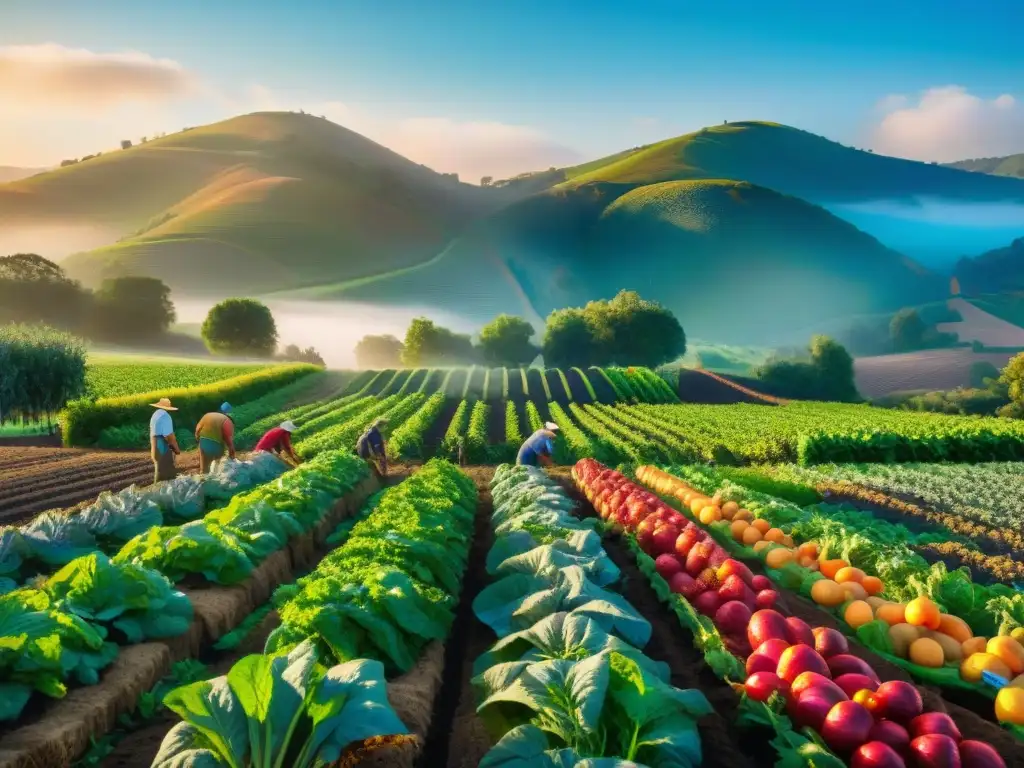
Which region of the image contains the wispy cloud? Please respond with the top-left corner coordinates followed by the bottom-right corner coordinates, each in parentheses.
top-left (0, 43), bottom-right (197, 111)
top-left (871, 85), bottom-right (1023, 162)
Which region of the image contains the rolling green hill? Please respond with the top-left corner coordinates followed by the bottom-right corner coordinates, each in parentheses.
top-left (955, 237), bottom-right (1024, 294)
top-left (1, 112), bottom-right (490, 295)
top-left (945, 154), bottom-right (1024, 179)
top-left (317, 179), bottom-right (947, 342)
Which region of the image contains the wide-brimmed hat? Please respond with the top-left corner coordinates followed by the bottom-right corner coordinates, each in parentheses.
top-left (150, 398), bottom-right (178, 411)
top-left (280, 420), bottom-right (297, 432)
top-left (372, 418), bottom-right (389, 427)
top-left (545, 421), bottom-right (559, 432)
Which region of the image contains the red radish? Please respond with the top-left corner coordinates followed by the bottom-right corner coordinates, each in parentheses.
top-left (717, 559), bottom-right (754, 584)
top-left (717, 574), bottom-right (749, 603)
top-left (756, 589), bottom-right (779, 609)
top-left (685, 541), bottom-right (712, 576)
top-left (835, 673), bottom-right (880, 698)
top-left (695, 567), bottom-right (720, 593)
top-left (635, 516), bottom-right (659, 539)
top-left (909, 713), bottom-right (961, 742)
top-left (754, 638), bottom-right (791, 661)
top-left (714, 600), bottom-right (753, 635)
top-left (851, 742), bottom-right (907, 768)
top-left (747, 639), bottom-right (789, 676)
top-left (777, 645), bottom-right (831, 683)
top-left (792, 691), bottom-right (839, 731)
top-left (909, 734), bottom-right (961, 768)
top-left (692, 590), bottom-right (722, 617)
top-left (822, 700), bottom-right (875, 753)
top-left (813, 627), bottom-right (850, 658)
top-left (748, 609), bottom-right (790, 649)
top-left (675, 526), bottom-right (702, 557)
top-left (708, 548), bottom-right (728, 568)
top-left (654, 554), bottom-right (684, 580)
top-left (668, 572), bottom-right (700, 599)
top-left (874, 681), bottom-right (923, 724)
top-left (745, 671), bottom-right (787, 702)
top-left (652, 524), bottom-right (679, 554)
top-left (791, 671), bottom-right (847, 702)
top-left (827, 655), bottom-right (882, 685)
top-left (785, 616), bottom-right (815, 647)
top-left (958, 740), bottom-right (1006, 768)
top-left (636, 530), bottom-right (656, 554)
top-left (869, 720), bottom-right (911, 754)
top-left (752, 574), bottom-right (772, 592)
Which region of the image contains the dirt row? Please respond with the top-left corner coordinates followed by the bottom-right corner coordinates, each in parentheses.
top-left (0, 447), bottom-right (200, 525)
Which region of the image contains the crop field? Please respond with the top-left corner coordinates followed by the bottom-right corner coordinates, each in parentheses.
top-left (85, 358), bottom-right (276, 399)
top-left (6, 360), bottom-right (1024, 766)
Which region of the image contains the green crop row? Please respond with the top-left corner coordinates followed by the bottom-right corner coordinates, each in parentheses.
top-left (388, 392), bottom-right (446, 460)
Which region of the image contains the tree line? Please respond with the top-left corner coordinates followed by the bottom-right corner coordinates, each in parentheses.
top-left (354, 290), bottom-right (687, 370)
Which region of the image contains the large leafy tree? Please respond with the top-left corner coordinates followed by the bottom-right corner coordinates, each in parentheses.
top-left (201, 298), bottom-right (278, 357)
top-left (91, 276), bottom-right (176, 341)
top-left (354, 334), bottom-right (404, 368)
top-left (810, 334), bottom-right (859, 401)
top-left (542, 308), bottom-right (599, 368)
top-left (0, 254), bottom-right (89, 329)
top-left (401, 318), bottom-right (476, 366)
top-left (478, 314), bottom-right (539, 367)
top-left (0, 324), bottom-right (87, 424)
top-left (889, 308), bottom-right (927, 352)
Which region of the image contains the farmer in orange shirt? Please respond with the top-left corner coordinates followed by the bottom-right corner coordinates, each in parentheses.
top-left (195, 401), bottom-right (236, 473)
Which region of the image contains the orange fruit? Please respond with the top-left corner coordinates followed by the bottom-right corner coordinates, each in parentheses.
top-left (689, 498), bottom-right (708, 515)
top-left (961, 637), bottom-right (988, 658)
top-left (841, 582), bottom-right (869, 601)
top-left (905, 597), bottom-right (941, 630)
top-left (753, 540), bottom-right (772, 553)
top-left (733, 508), bottom-right (753, 522)
top-left (730, 520), bottom-right (750, 542)
top-left (996, 687), bottom-right (1024, 725)
top-left (936, 614), bottom-right (972, 645)
top-left (819, 559), bottom-right (848, 580)
top-left (835, 566), bottom-right (866, 584)
top-left (722, 501), bottom-right (739, 517)
top-left (988, 636), bottom-right (1024, 676)
top-left (797, 542), bottom-right (819, 559)
top-left (751, 519), bottom-right (771, 535)
top-left (765, 548), bottom-right (795, 569)
top-left (861, 576), bottom-right (884, 596)
top-left (699, 506), bottom-right (722, 524)
top-left (811, 579), bottom-right (846, 607)
top-left (782, 535), bottom-right (795, 548)
top-left (961, 652), bottom-right (1012, 683)
top-left (742, 527), bottom-right (764, 546)
top-left (765, 528), bottom-right (786, 544)
top-left (909, 638), bottom-right (945, 668)
top-left (845, 600), bottom-right (874, 629)
top-left (876, 603), bottom-right (907, 626)
top-left (798, 555), bottom-right (819, 569)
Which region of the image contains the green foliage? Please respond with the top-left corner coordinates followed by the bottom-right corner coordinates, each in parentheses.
top-left (0, 254), bottom-right (90, 331)
top-left (971, 361), bottom-right (1001, 389)
top-left (387, 392), bottom-right (446, 460)
top-left (354, 334), bottom-right (404, 368)
top-left (440, 399), bottom-right (471, 459)
top-left (756, 335), bottom-right (859, 402)
top-left (466, 400), bottom-right (491, 462)
top-left (1001, 351), bottom-right (1024, 407)
top-left (201, 298), bottom-right (278, 357)
top-left (890, 308), bottom-right (927, 352)
top-left (0, 323), bottom-right (87, 423)
top-left (401, 317), bottom-right (476, 367)
top-left (86, 360), bottom-right (270, 399)
top-left (543, 291), bottom-right (685, 368)
top-left (62, 363), bottom-right (317, 447)
top-left (478, 315), bottom-right (539, 367)
top-left (91, 277), bottom-right (175, 341)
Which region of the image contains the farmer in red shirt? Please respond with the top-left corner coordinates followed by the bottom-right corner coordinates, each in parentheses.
top-left (254, 420), bottom-right (301, 466)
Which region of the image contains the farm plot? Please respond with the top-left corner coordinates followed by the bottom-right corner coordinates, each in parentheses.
top-left (84, 359), bottom-right (274, 399)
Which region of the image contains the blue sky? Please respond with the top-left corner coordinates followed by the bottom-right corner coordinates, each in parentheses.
top-left (1, 0), bottom-right (1022, 178)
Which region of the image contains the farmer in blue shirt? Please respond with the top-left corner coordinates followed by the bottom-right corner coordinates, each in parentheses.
top-left (149, 397), bottom-right (181, 482)
top-left (516, 422), bottom-right (559, 466)
top-left (356, 418), bottom-right (388, 477)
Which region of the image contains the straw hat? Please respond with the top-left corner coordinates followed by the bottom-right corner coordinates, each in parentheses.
top-left (280, 421), bottom-right (297, 432)
top-left (150, 398), bottom-right (178, 411)
top-left (545, 421), bottom-right (559, 432)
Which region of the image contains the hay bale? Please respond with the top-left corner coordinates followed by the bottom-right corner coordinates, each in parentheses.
top-left (388, 642), bottom-right (446, 738)
top-left (160, 617), bottom-right (205, 662)
top-left (247, 550), bottom-right (293, 606)
top-left (288, 530), bottom-right (318, 571)
top-left (183, 585), bottom-right (254, 642)
top-left (0, 644), bottom-right (170, 768)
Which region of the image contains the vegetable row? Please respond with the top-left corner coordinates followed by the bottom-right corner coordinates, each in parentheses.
top-left (469, 463), bottom-right (712, 766)
top-left (153, 458), bottom-right (478, 767)
top-left (575, 459), bottom-right (1008, 767)
top-left (0, 450), bottom-right (369, 723)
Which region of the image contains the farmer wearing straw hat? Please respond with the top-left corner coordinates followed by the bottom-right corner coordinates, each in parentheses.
top-left (516, 421), bottom-right (559, 467)
top-left (150, 398), bottom-right (181, 482)
top-left (355, 417), bottom-right (389, 477)
top-left (254, 420), bottom-right (301, 466)
top-left (195, 401), bottom-right (236, 474)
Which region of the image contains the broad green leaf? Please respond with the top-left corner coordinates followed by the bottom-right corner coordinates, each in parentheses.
top-left (151, 721), bottom-right (227, 768)
top-left (163, 677), bottom-right (248, 768)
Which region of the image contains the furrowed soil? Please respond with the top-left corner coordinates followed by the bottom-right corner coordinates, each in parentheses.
top-left (0, 447), bottom-right (200, 524)
top-left (564, 368), bottom-right (595, 403)
top-left (485, 401), bottom-right (507, 446)
top-left (423, 399), bottom-right (460, 455)
top-left (586, 368), bottom-right (618, 404)
top-left (678, 368), bottom-right (776, 404)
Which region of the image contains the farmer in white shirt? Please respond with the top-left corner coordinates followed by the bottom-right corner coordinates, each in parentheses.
top-left (150, 398), bottom-right (181, 482)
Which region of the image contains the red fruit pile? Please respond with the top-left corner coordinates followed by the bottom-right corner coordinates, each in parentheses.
top-left (573, 460), bottom-right (1007, 768)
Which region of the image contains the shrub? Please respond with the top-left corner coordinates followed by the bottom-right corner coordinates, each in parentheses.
top-left (201, 299), bottom-right (278, 357)
top-left (0, 324), bottom-right (87, 423)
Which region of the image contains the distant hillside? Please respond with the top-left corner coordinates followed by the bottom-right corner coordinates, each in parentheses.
top-left (0, 112), bottom-right (491, 295)
top-left (0, 166), bottom-right (48, 184)
top-left (946, 154), bottom-right (1024, 179)
top-left (306, 179), bottom-right (946, 342)
top-left (955, 237), bottom-right (1024, 294)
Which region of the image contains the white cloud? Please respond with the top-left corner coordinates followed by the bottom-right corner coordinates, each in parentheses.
top-left (0, 43), bottom-right (197, 111)
top-left (871, 85), bottom-right (1024, 162)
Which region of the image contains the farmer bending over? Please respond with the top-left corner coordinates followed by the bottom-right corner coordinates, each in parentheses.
top-left (195, 401), bottom-right (236, 474)
top-left (254, 420), bottom-right (301, 466)
top-left (149, 398), bottom-right (181, 482)
top-left (356, 418), bottom-right (389, 477)
top-left (517, 421), bottom-right (559, 467)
